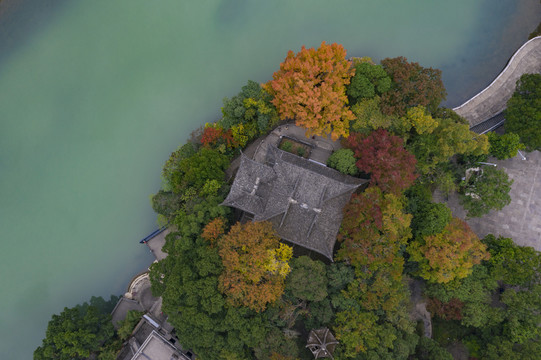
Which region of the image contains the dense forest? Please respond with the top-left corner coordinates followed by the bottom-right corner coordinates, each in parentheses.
top-left (35, 43), bottom-right (541, 360)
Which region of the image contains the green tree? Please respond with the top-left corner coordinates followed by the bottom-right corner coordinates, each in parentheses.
top-left (220, 80), bottom-right (280, 135)
top-left (487, 132), bottom-right (524, 160)
top-left (162, 142), bottom-right (198, 193)
top-left (285, 256), bottom-right (327, 302)
top-left (459, 166), bottom-right (513, 218)
top-left (149, 232), bottom-right (268, 360)
top-left (117, 310), bottom-right (144, 341)
top-left (505, 73), bottom-right (541, 150)
top-left (178, 147), bottom-right (230, 190)
top-left (326, 148), bottom-right (358, 176)
top-left (347, 60), bottom-right (391, 104)
top-left (414, 337), bottom-right (453, 360)
top-left (410, 201), bottom-right (452, 239)
top-left (483, 234), bottom-right (541, 287)
top-left (408, 117), bottom-right (489, 176)
top-left (380, 56), bottom-right (447, 116)
top-left (500, 285), bottom-right (541, 344)
top-left (424, 265), bottom-right (500, 328)
top-left (34, 301), bottom-right (115, 360)
top-left (253, 328), bottom-right (299, 360)
top-left (350, 96), bottom-right (395, 133)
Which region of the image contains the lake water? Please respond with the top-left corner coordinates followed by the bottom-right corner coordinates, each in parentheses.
top-left (0, 0), bottom-right (539, 358)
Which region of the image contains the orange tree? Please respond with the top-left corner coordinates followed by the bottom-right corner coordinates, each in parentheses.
top-left (263, 41), bottom-right (355, 140)
top-left (408, 217), bottom-right (490, 283)
top-left (217, 221), bottom-right (292, 312)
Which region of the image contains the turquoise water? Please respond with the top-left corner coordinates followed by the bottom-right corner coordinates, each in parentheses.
top-left (0, 0), bottom-right (539, 358)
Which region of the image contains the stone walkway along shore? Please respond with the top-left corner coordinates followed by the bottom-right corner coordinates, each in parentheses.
top-left (453, 36), bottom-right (541, 130)
top-left (447, 36), bottom-right (541, 251)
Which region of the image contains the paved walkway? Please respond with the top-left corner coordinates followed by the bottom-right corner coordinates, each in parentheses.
top-left (434, 150), bottom-right (541, 251)
top-left (453, 36), bottom-right (541, 129)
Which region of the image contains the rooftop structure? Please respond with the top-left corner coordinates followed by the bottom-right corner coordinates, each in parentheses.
top-left (222, 145), bottom-right (367, 259)
top-left (306, 328), bottom-right (339, 359)
top-left (131, 330), bottom-right (189, 360)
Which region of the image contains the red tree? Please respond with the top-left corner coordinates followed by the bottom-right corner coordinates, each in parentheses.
top-left (345, 129), bottom-right (418, 194)
top-left (380, 56), bottom-right (447, 116)
top-left (200, 126), bottom-right (237, 149)
top-left (263, 42), bottom-right (355, 140)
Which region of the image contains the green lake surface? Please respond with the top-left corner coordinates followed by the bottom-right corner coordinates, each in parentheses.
top-left (0, 0), bottom-right (539, 358)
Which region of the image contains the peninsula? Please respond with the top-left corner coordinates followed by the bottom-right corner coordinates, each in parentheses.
top-left (35, 41), bottom-right (541, 360)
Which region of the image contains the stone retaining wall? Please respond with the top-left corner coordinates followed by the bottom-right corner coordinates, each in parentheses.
top-left (453, 36), bottom-right (541, 128)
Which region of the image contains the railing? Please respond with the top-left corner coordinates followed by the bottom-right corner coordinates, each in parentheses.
top-left (139, 226), bottom-right (167, 244)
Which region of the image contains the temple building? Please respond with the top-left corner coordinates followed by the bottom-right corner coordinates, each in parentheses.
top-left (222, 145), bottom-right (367, 260)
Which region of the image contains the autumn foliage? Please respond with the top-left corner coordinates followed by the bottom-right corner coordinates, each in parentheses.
top-left (427, 297), bottom-right (465, 321)
top-left (201, 217), bottom-right (227, 245)
top-left (200, 125), bottom-right (238, 149)
top-left (408, 218), bottom-right (490, 283)
top-left (380, 56), bottom-right (446, 116)
top-left (345, 129), bottom-right (418, 194)
top-left (217, 221), bottom-right (292, 312)
top-left (337, 186), bottom-right (412, 276)
top-left (263, 41), bottom-right (355, 140)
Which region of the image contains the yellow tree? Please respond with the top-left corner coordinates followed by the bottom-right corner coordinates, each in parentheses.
top-left (408, 217), bottom-right (490, 283)
top-left (217, 221), bottom-right (292, 312)
top-left (263, 42), bottom-right (355, 140)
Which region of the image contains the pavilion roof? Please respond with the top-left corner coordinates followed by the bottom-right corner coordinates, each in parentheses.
top-left (222, 145), bottom-right (367, 259)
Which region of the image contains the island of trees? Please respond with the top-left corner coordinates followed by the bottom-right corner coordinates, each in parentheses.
top-left (35, 43), bottom-right (541, 360)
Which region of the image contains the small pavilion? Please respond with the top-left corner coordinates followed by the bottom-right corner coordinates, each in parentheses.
top-left (306, 328), bottom-right (339, 359)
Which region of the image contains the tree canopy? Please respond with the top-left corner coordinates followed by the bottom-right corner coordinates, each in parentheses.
top-left (263, 41), bottom-right (355, 140)
top-left (149, 232), bottom-right (269, 360)
top-left (380, 56), bottom-right (447, 116)
top-left (347, 59), bottom-right (391, 104)
top-left (326, 148), bottom-right (358, 176)
top-left (218, 221), bottom-right (293, 312)
top-left (34, 297), bottom-right (118, 360)
top-left (487, 132), bottom-right (524, 160)
top-left (459, 166), bottom-right (513, 218)
top-left (346, 129), bottom-right (418, 194)
top-left (408, 218), bottom-right (490, 283)
top-left (505, 73), bottom-right (541, 150)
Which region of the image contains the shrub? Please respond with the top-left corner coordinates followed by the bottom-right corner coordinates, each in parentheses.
top-left (487, 132), bottom-right (524, 160)
top-left (326, 149), bottom-right (358, 175)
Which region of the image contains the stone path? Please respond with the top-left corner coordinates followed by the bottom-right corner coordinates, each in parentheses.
top-left (453, 36), bottom-right (541, 129)
top-left (434, 150), bottom-right (541, 251)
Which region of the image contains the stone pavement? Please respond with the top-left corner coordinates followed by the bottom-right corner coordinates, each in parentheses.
top-left (434, 150), bottom-right (541, 251)
top-left (453, 36), bottom-right (541, 128)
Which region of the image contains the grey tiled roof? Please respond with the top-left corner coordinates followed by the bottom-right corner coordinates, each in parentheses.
top-left (222, 145), bottom-right (367, 259)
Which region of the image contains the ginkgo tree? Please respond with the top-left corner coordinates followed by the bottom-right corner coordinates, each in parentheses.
top-left (408, 217), bottom-right (490, 283)
top-left (217, 221), bottom-right (293, 312)
top-left (263, 41), bottom-right (355, 140)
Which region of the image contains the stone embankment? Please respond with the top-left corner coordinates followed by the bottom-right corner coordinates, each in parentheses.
top-left (453, 36), bottom-right (541, 131)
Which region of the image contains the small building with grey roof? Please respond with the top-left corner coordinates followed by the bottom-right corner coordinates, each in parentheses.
top-left (222, 145), bottom-right (367, 260)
